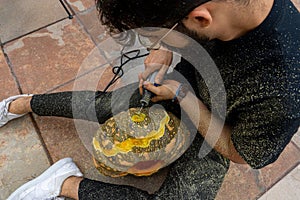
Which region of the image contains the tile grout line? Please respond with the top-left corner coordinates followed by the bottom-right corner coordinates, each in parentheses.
top-left (68, 4), bottom-right (112, 62)
top-left (72, 7), bottom-right (129, 93)
top-left (291, 140), bottom-right (300, 152)
top-left (71, 5), bottom-right (110, 59)
top-left (29, 114), bottom-right (54, 165)
top-left (43, 3), bottom-right (114, 94)
top-left (0, 17), bottom-right (70, 46)
top-left (256, 142), bottom-right (300, 199)
top-left (256, 162), bottom-right (300, 199)
top-left (1, 41), bottom-right (55, 166)
top-left (72, 6), bottom-right (99, 47)
top-left (59, 2), bottom-right (111, 61)
top-left (1, 45), bottom-right (23, 95)
top-left (44, 62), bottom-right (110, 94)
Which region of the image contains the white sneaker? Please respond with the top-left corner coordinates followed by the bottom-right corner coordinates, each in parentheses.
top-left (0, 94), bottom-right (33, 127)
top-left (7, 158), bottom-right (83, 200)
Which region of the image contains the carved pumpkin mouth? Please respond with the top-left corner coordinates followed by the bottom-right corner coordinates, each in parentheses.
top-left (127, 160), bottom-right (165, 176)
top-left (93, 157), bottom-right (164, 177)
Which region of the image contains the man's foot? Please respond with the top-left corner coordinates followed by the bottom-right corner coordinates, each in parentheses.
top-left (0, 94), bottom-right (33, 127)
top-left (7, 158), bottom-right (83, 200)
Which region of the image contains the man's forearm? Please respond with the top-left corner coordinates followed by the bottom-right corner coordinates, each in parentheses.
top-left (180, 91), bottom-right (247, 164)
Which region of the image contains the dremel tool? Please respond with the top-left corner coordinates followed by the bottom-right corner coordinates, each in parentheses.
top-left (139, 71), bottom-right (159, 113)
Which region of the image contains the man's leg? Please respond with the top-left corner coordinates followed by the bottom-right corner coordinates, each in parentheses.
top-left (60, 176), bottom-right (83, 200)
top-left (154, 134), bottom-right (229, 199)
top-left (4, 83), bottom-right (145, 125)
top-left (9, 96), bottom-right (32, 114)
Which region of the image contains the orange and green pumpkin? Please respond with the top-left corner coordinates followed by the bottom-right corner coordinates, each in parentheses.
top-left (92, 107), bottom-right (191, 177)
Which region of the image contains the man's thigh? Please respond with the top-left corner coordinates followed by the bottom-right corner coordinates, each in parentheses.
top-left (155, 134), bottom-right (230, 200)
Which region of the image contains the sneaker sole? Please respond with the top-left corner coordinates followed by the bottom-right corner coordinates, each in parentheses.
top-left (7, 158), bottom-right (73, 200)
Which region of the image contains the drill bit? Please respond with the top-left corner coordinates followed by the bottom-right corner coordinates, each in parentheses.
top-left (137, 104), bottom-right (144, 114)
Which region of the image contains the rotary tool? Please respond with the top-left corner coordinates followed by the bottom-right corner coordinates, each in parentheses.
top-left (138, 71), bottom-right (159, 113)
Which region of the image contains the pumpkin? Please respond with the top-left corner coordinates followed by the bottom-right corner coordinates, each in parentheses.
top-left (92, 106), bottom-right (191, 177)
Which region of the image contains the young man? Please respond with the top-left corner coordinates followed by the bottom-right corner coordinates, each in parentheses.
top-left (3, 0), bottom-right (299, 199)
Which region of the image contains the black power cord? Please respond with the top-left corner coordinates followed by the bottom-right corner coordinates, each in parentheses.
top-left (59, 0), bottom-right (73, 19)
top-left (94, 49), bottom-right (149, 99)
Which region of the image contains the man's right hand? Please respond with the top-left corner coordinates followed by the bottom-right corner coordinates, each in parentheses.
top-left (139, 48), bottom-right (173, 95)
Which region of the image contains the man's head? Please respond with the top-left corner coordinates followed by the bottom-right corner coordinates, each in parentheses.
top-left (96, 0), bottom-right (270, 42)
top-left (96, 0), bottom-right (212, 32)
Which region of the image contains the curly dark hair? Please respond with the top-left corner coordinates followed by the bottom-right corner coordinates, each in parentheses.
top-left (95, 0), bottom-right (211, 33)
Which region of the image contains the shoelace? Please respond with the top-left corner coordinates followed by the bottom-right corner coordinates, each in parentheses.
top-left (0, 99), bottom-right (9, 120)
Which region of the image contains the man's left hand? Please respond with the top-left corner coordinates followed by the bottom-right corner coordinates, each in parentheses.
top-left (140, 79), bottom-right (180, 102)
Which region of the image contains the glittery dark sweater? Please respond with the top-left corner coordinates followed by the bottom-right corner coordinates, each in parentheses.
top-left (194, 0), bottom-right (300, 169)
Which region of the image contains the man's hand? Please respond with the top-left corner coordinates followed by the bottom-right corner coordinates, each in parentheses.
top-left (139, 79), bottom-right (181, 102)
top-left (139, 48), bottom-right (173, 89)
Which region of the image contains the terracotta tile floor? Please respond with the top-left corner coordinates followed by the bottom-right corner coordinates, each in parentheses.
top-left (0, 0), bottom-right (299, 199)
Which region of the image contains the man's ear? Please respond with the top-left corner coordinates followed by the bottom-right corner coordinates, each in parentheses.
top-left (187, 7), bottom-right (213, 28)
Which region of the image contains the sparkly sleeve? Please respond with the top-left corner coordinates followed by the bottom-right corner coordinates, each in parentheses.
top-left (230, 96), bottom-right (300, 169)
